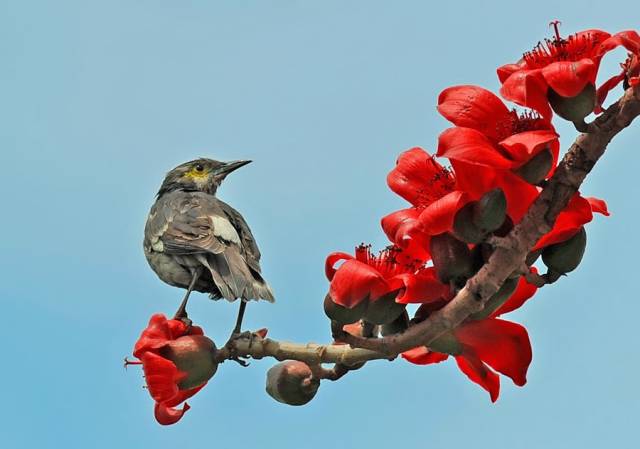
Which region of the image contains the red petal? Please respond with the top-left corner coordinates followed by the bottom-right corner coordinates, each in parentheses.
top-left (492, 270), bottom-right (538, 317)
top-left (449, 161), bottom-right (539, 223)
top-left (574, 29), bottom-right (613, 55)
top-left (382, 209), bottom-right (431, 263)
top-left (437, 85), bottom-right (511, 141)
top-left (402, 346), bottom-right (450, 365)
top-left (598, 30), bottom-right (640, 56)
top-left (595, 71), bottom-right (626, 113)
top-left (497, 62), bottom-right (525, 83)
top-left (395, 267), bottom-right (450, 304)
top-left (455, 319), bottom-right (532, 387)
top-left (381, 208), bottom-right (420, 244)
top-left (166, 319), bottom-right (196, 339)
top-left (438, 127), bottom-right (515, 169)
top-left (387, 147), bottom-right (455, 207)
top-left (500, 69), bottom-right (552, 119)
top-left (534, 194), bottom-right (593, 250)
top-left (329, 259), bottom-right (389, 308)
top-left (417, 190), bottom-right (470, 236)
top-left (325, 252), bottom-right (354, 281)
top-left (140, 352), bottom-right (182, 404)
top-left (394, 221), bottom-right (432, 263)
top-left (164, 384), bottom-right (206, 408)
top-left (541, 59), bottom-right (597, 97)
top-left (133, 314), bottom-right (173, 358)
top-left (499, 130), bottom-right (559, 166)
top-left (454, 352), bottom-right (500, 402)
top-left (586, 196), bottom-right (610, 216)
top-left (492, 170), bottom-right (540, 222)
top-left (449, 160), bottom-right (498, 199)
top-left (154, 402), bottom-right (191, 426)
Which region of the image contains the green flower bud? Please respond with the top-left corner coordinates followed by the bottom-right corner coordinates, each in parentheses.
top-left (542, 227), bottom-right (587, 274)
top-left (430, 233), bottom-right (474, 283)
top-left (380, 310), bottom-right (410, 336)
top-left (323, 293), bottom-right (368, 325)
top-left (364, 291), bottom-right (406, 325)
top-left (453, 202), bottom-right (487, 244)
top-left (161, 335), bottom-right (218, 390)
top-left (548, 83), bottom-right (596, 124)
top-left (494, 215), bottom-right (514, 238)
top-left (515, 148), bottom-right (553, 185)
top-left (428, 331), bottom-right (463, 356)
top-left (266, 361), bottom-right (319, 406)
top-left (473, 188), bottom-right (507, 233)
top-left (526, 249), bottom-right (542, 266)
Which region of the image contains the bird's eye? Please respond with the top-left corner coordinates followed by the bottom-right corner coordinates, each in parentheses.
top-left (195, 164), bottom-right (204, 172)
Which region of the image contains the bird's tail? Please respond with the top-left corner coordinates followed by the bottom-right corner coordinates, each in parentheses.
top-left (198, 251), bottom-right (275, 302)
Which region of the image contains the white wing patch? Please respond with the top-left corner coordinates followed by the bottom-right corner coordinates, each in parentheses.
top-left (211, 215), bottom-right (241, 245)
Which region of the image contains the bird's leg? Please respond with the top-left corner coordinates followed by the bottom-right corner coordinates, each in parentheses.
top-left (173, 268), bottom-right (201, 323)
top-left (232, 300), bottom-right (247, 335)
top-left (223, 300), bottom-right (253, 367)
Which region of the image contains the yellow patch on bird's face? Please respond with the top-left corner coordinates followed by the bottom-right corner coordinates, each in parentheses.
top-left (184, 167), bottom-right (211, 180)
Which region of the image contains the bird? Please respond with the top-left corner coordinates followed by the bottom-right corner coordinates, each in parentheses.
top-left (143, 158), bottom-right (274, 336)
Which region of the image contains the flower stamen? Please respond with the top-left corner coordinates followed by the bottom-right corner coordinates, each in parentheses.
top-left (124, 357), bottom-right (143, 369)
top-left (549, 20), bottom-right (562, 42)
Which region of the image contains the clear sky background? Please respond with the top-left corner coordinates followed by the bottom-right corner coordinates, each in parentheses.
top-left (1, 1), bottom-right (638, 448)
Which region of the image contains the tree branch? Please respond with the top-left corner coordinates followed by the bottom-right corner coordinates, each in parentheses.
top-left (216, 334), bottom-right (393, 366)
top-left (337, 85), bottom-right (640, 355)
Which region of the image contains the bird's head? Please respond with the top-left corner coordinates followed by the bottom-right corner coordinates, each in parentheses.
top-left (157, 158), bottom-right (251, 197)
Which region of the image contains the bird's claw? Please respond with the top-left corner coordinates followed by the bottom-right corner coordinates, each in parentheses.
top-left (223, 331), bottom-right (254, 367)
top-left (230, 356), bottom-right (250, 367)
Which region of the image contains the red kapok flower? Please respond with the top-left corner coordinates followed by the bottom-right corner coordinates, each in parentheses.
top-left (402, 274), bottom-right (537, 401)
top-left (382, 148), bottom-right (477, 257)
top-left (325, 245), bottom-right (450, 307)
top-left (596, 32), bottom-right (640, 111)
top-left (127, 314), bottom-right (218, 425)
top-left (437, 85), bottom-right (560, 175)
top-left (402, 318), bottom-right (532, 402)
top-left (534, 194), bottom-right (609, 250)
top-left (497, 24), bottom-right (638, 119)
top-left (382, 147), bottom-right (458, 261)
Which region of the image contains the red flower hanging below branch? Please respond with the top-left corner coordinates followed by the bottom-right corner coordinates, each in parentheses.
top-left (127, 314), bottom-right (218, 425)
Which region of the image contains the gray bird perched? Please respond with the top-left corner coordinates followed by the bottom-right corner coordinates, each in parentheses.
top-left (143, 158), bottom-right (274, 336)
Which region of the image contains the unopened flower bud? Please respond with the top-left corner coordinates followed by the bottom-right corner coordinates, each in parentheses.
top-left (266, 361), bottom-right (320, 406)
top-left (526, 249), bottom-right (542, 266)
top-left (542, 227), bottom-right (587, 274)
top-left (515, 148), bottom-right (553, 184)
top-left (161, 335), bottom-right (218, 390)
top-left (323, 293), bottom-right (368, 325)
top-left (428, 331), bottom-right (463, 356)
top-left (453, 203), bottom-right (487, 244)
top-left (364, 291), bottom-right (406, 325)
top-left (380, 310), bottom-right (410, 336)
top-left (473, 188), bottom-right (507, 233)
top-left (430, 233), bottom-right (474, 283)
top-left (548, 83), bottom-right (596, 124)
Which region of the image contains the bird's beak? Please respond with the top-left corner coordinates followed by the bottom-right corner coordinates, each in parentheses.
top-left (214, 160), bottom-right (252, 177)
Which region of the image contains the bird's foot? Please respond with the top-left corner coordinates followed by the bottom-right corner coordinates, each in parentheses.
top-left (224, 331), bottom-right (254, 367)
top-left (173, 314), bottom-right (192, 329)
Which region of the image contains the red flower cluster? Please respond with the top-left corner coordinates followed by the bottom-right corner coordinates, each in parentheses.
top-left (127, 314), bottom-right (218, 425)
top-left (323, 23), bottom-right (627, 400)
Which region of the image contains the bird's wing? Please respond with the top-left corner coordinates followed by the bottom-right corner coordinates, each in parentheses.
top-left (217, 199), bottom-right (263, 274)
top-left (147, 192), bottom-right (239, 256)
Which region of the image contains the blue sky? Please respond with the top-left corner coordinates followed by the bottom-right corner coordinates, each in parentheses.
top-left (1, 1), bottom-right (638, 448)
